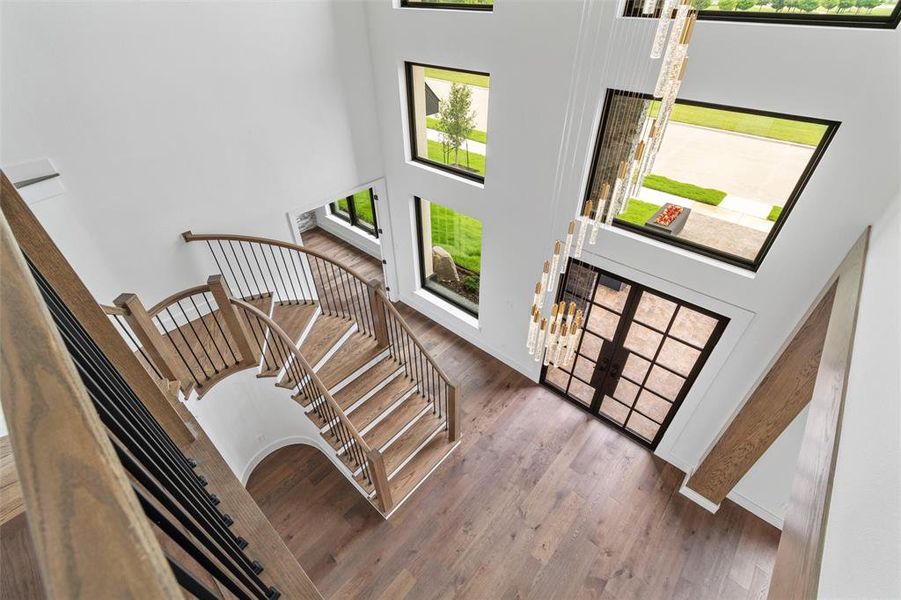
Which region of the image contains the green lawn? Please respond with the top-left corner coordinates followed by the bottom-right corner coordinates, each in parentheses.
top-left (649, 101), bottom-right (828, 147)
top-left (426, 116), bottom-right (487, 144)
top-left (427, 139), bottom-right (485, 176)
top-left (428, 203), bottom-right (482, 274)
top-left (767, 205), bottom-right (783, 222)
top-left (424, 67), bottom-right (490, 89)
top-left (643, 174), bottom-right (726, 206)
top-left (701, 2), bottom-right (896, 15)
top-left (351, 189), bottom-right (374, 225)
top-left (617, 199), bottom-right (662, 227)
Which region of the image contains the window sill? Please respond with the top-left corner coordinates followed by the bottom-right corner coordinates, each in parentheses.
top-left (589, 225), bottom-right (758, 280)
top-left (325, 213), bottom-right (379, 243)
top-left (413, 288), bottom-right (480, 330)
top-left (407, 159), bottom-right (485, 190)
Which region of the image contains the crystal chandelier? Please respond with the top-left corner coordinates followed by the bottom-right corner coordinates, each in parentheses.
top-left (526, 0), bottom-right (698, 368)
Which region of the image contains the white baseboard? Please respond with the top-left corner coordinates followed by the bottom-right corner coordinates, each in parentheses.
top-left (678, 476), bottom-right (721, 514)
top-left (727, 490), bottom-right (784, 530)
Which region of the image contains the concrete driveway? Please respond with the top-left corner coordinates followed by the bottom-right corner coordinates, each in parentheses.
top-left (652, 122), bottom-right (817, 205)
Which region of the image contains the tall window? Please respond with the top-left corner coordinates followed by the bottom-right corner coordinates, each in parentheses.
top-left (415, 197), bottom-right (482, 316)
top-left (406, 63), bottom-right (490, 182)
top-left (585, 90), bottom-right (837, 269)
top-left (401, 0), bottom-right (493, 10)
top-left (624, 0), bottom-right (900, 28)
top-left (330, 188), bottom-right (378, 238)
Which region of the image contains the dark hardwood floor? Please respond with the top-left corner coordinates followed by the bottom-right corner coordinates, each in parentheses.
top-left (246, 227), bottom-right (780, 600)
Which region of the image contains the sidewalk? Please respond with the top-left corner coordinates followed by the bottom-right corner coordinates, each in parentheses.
top-left (426, 128), bottom-right (487, 156)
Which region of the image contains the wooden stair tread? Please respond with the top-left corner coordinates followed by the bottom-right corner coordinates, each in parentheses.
top-left (317, 334), bottom-right (384, 390)
top-left (363, 393), bottom-right (430, 451)
top-left (333, 356), bottom-right (403, 410)
top-left (258, 302), bottom-right (318, 377)
top-left (166, 310), bottom-right (243, 388)
top-left (382, 411), bottom-right (444, 475)
top-left (388, 434), bottom-right (456, 507)
top-left (276, 315), bottom-right (353, 389)
top-left (348, 376), bottom-right (417, 432)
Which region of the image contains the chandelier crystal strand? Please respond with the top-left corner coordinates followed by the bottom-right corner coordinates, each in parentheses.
top-left (589, 183), bottom-right (610, 245)
top-left (547, 241), bottom-right (562, 294)
top-left (551, 323), bottom-right (568, 367)
top-left (543, 321), bottom-right (557, 366)
top-left (562, 310), bottom-right (583, 368)
top-left (559, 220), bottom-right (576, 273)
top-left (538, 260), bottom-right (550, 310)
top-left (573, 200), bottom-right (593, 259)
top-left (527, 306), bottom-right (540, 354)
top-left (533, 318), bottom-right (547, 362)
top-left (654, 1), bottom-right (691, 97)
top-left (604, 161), bottom-right (629, 226)
top-left (650, 0), bottom-right (677, 59)
top-left (642, 0), bottom-right (658, 14)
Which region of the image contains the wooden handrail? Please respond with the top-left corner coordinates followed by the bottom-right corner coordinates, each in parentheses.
top-left (182, 230), bottom-right (374, 287)
top-left (100, 303), bottom-right (129, 316)
top-left (767, 229), bottom-right (869, 600)
top-left (230, 298), bottom-right (373, 454)
top-left (1, 210), bottom-right (182, 598)
top-left (147, 283), bottom-right (212, 317)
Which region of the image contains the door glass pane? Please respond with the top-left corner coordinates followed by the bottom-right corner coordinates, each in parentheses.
top-left (351, 189), bottom-right (375, 227)
top-left (657, 337), bottom-right (701, 377)
top-left (578, 331), bottom-right (604, 361)
top-left (611, 377), bottom-right (640, 407)
top-left (669, 306), bottom-right (719, 348)
top-left (569, 378), bottom-right (596, 406)
top-left (626, 411), bottom-right (660, 442)
top-left (573, 356), bottom-right (595, 383)
top-left (600, 396), bottom-right (630, 425)
top-left (563, 262), bottom-right (598, 301)
top-left (622, 353), bottom-right (651, 384)
top-left (624, 323), bottom-right (663, 360)
top-left (594, 277), bottom-right (630, 313)
top-left (644, 365), bottom-right (684, 401)
top-left (633, 291), bottom-right (677, 332)
top-left (587, 304), bottom-right (619, 340)
top-left (545, 367), bottom-right (569, 391)
top-left (635, 389), bottom-right (670, 423)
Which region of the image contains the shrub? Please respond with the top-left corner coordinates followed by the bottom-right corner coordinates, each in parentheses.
top-left (642, 174), bottom-right (727, 206)
top-left (462, 275), bottom-right (480, 294)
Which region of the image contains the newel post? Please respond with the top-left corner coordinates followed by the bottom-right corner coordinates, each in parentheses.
top-left (367, 279), bottom-right (391, 349)
top-left (114, 292), bottom-right (193, 388)
top-left (207, 275), bottom-right (257, 368)
top-left (448, 384), bottom-right (461, 442)
top-left (368, 448), bottom-right (394, 514)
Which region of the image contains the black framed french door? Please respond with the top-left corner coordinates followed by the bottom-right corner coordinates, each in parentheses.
top-left (541, 259), bottom-right (728, 449)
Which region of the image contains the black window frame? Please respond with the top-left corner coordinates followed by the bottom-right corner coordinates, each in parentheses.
top-left (405, 61), bottom-right (490, 184)
top-left (622, 0), bottom-right (901, 29)
top-left (585, 89), bottom-right (839, 271)
top-left (400, 0), bottom-right (493, 11)
top-left (413, 196), bottom-right (481, 318)
top-left (329, 188), bottom-right (379, 239)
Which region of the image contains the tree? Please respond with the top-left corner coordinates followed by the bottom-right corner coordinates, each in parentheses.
top-left (771, 0), bottom-right (786, 9)
top-left (437, 83), bottom-right (476, 169)
top-left (798, 0), bottom-right (819, 10)
top-left (754, 0), bottom-right (769, 9)
top-left (820, 0), bottom-right (839, 11)
top-left (718, 0), bottom-right (738, 9)
top-left (736, 0), bottom-right (755, 9)
top-left (693, 0), bottom-right (712, 9)
top-left (837, 0), bottom-right (854, 11)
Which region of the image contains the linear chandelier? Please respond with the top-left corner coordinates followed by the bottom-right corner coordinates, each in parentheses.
top-left (527, 0), bottom-right (698, 368)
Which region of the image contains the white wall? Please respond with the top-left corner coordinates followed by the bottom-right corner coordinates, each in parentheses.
top-left (363, 0), bottom-right (900, 525)
top-left (817, 160), bottom-right (901, 597)
top-left (1, 0), bottom-right (382, 307)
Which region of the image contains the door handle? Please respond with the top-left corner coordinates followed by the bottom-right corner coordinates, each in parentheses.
top-left (609, 363), bottom-right (621, 378)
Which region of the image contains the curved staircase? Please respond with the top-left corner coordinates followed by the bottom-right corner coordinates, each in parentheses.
top-left (103, 232), bottom-right (461, 517)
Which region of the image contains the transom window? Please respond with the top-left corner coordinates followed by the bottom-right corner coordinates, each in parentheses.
top-left (406, 62), bottom-right (490, 182)
top-left (623, 0), bottom-right (901, 29)
top-left (415, 197), bottom-right (482, 316)
top-left (585, 90), bottom-right (838, 270)
top-left (329, 188), bottom-right (378, 238)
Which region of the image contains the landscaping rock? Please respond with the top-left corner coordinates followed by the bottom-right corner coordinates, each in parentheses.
top-left (432, 246), bottom-right (459, 282)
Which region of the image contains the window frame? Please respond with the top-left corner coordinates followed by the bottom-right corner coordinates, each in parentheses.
top-left (405, 61), bottom-right (490, 184)
top-left (584, 89), bottom-right (839, 271)
top-left (399, 0), bottom-right (493, 11)
top-left (622, 0), bottom-right (901, 29)
top-left (329, 188), bottom-right (379, 239)
top-left (414, 196), bottom-right (481, 318)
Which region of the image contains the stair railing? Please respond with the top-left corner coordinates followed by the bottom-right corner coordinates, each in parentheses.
top-left (370, 282), bottom-right (460, 441)
top-left (182, 231), bottom-right (375, 339)
top-left (230, 297), bottom-right (394, 513)
top-left (110, 275), bottom-right (257, 396)
top-left (182, 231), bottom-right (460, 443)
